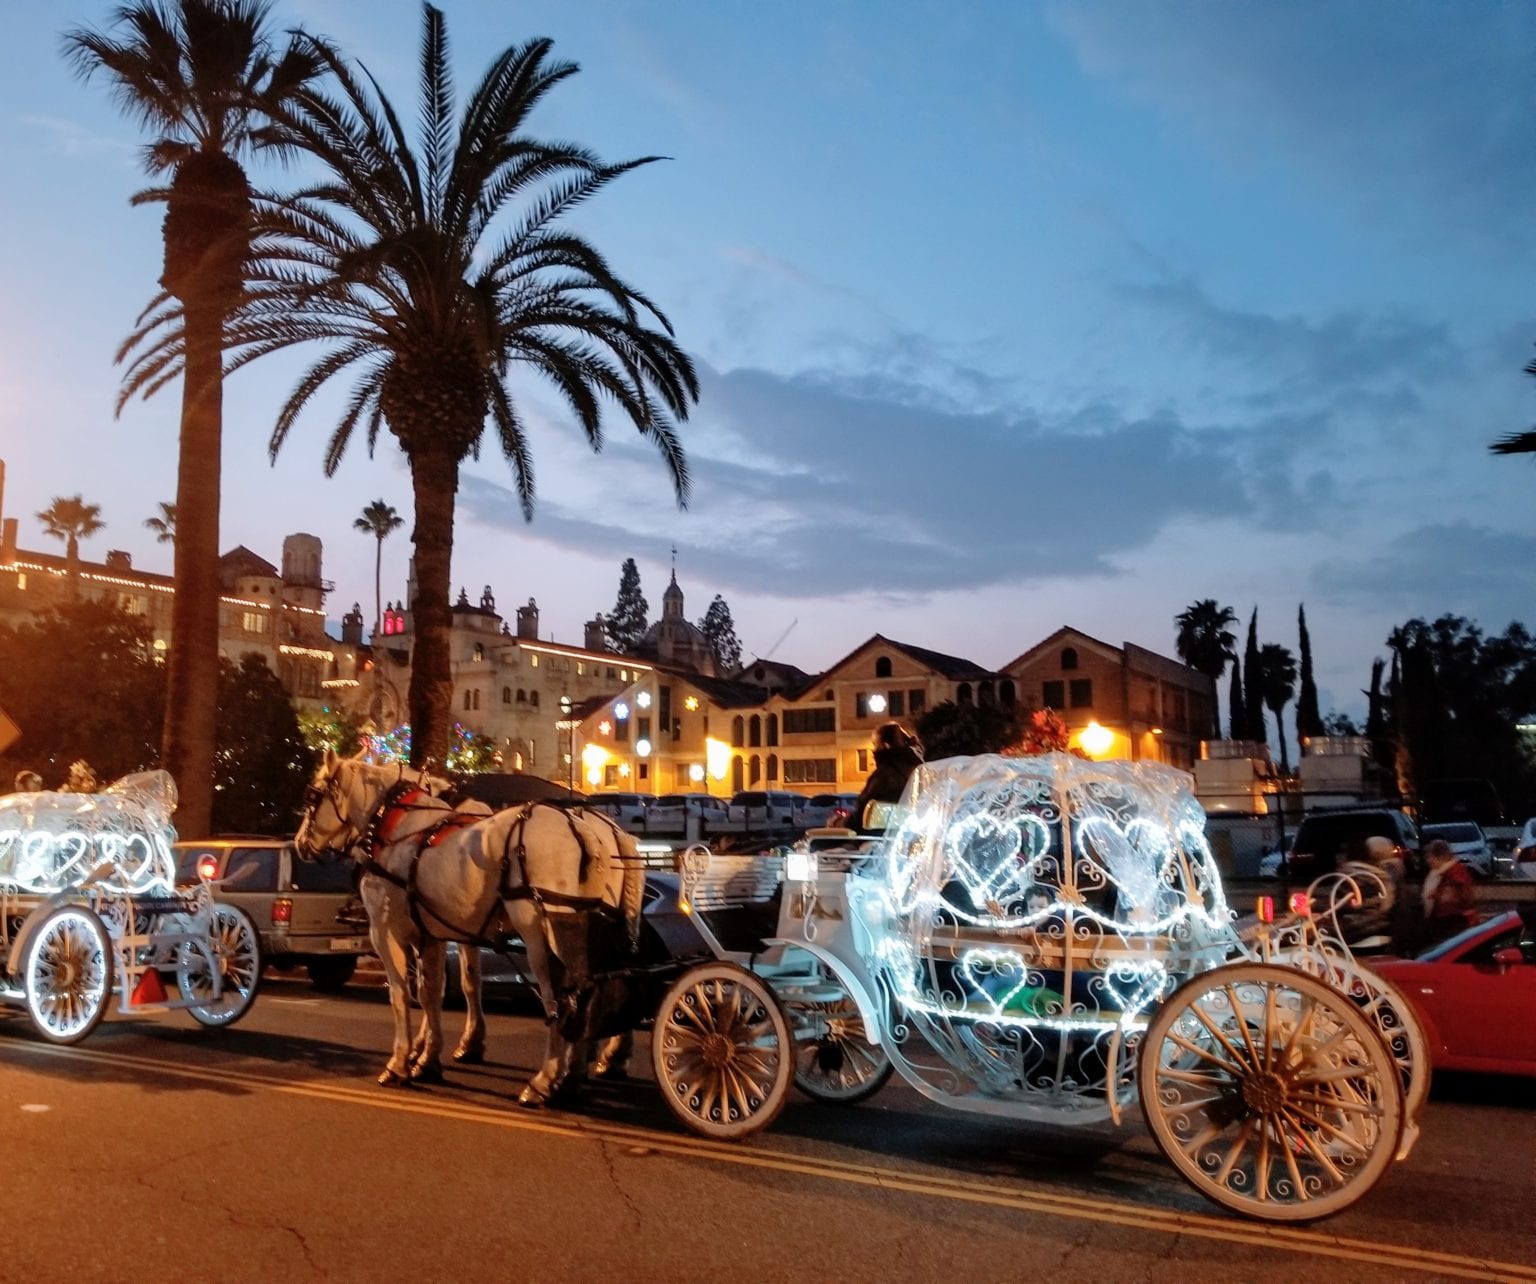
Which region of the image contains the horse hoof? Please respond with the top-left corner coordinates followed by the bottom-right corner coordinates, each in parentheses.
top-left (411, 1062), bottom-right (444, 1085)
top-left (452, 1044), bottom-right (485, 1065)
top-left (377, 1069), bottom-right (411, 1089)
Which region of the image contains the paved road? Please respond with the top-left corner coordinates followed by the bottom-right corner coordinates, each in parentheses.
top-left (1, 975), bottom-right (1533, 1284)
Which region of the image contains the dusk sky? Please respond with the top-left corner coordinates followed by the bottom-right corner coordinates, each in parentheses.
top-left (2, 1), bottom-right (1533, 734)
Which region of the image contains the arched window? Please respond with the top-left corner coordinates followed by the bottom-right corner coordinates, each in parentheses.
top-left (749, 715), bottom-right (762, 747)
top-left (473, 643), bottom-right (484, 661)
top-left (978, 680), bottom-right (994, 706)
top-left (732, 756), bottom-right (744, 792)
top-left (503, 686), bottom-right (512, 704)
top-left (732, 716), bottom-right (745, 748)
top-left (999, 679), bottom-right (1016, 706)
top-left (1061, 647), bottom-right (1078, 671)
top-left (749, 754), bottom-right (762, 785)
top-left (875, 655), bottom-right (892, 678)
top-left (957, 682), bottom-right (973, 705)
top-left (530, 690), bottom-right (539, 708)
top-left (767, 753), bottom-right (778, 782)
top-left (767, 714), bottom-right (779, 746)
top-left (472, 689), bottom-right (480, 710)
top-left (516, 688), bottom-right (526, 703)
top-left (463, 690), bottom-right (472, 711)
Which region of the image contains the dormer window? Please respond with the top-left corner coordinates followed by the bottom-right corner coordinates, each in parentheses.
top-left (1061, 647), bottom-right (1079, 671)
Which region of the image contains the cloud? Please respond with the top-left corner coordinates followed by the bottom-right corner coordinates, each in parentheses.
top-left (1310, 522), bottom-right (1536, 630)
top-left (457, 360), bottom-right (1253, 599)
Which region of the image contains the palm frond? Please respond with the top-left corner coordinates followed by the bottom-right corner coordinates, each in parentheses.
top-left (1490, 429), bottom-right (1536, 456)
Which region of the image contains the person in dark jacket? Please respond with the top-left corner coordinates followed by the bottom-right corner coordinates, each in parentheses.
top-left (1421, 837), bottom-right (1477, 945)
top-left (851, 721), bottom-right (923, 832)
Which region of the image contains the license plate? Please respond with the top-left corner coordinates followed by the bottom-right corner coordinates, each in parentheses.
top-left (329, 936), bottom-right (367, 951)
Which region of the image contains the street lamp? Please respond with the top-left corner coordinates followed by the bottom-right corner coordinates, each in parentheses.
top-left (557, 694), bottom-right (575, 792)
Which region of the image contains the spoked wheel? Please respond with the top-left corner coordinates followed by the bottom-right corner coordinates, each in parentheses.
top-left (1140, 962), bottom-right (1404, 1222)
top-left (782, 975), bottom-right (893, 1104)
top-left (652, 962), bottom-right (794, 1140)
top-left (23, 906), bottom-right (114, 1045)
top-left (178, 905), bottom-right (261, 1028)
top-left (1338, 960), bottom-right (1430, 1124)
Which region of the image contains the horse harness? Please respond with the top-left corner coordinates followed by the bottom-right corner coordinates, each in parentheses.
top-left (354, 779), bottom-right (626, 948)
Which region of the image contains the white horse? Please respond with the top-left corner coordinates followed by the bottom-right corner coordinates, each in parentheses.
top-left (295, 751), bottom-right (645, 1102)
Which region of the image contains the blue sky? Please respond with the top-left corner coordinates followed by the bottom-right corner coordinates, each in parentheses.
top-left (2, 0), bottom-right (1534, 731)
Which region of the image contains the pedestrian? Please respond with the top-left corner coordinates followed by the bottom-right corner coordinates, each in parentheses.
top-left (1421, 837), bottom-right (1477, 945)
top-left (850, 721), bottom-right (923, 832)
top-left (12, 769), bottom-right (43, 792)
top-left (1335, 835), bottom-right (1414, 955)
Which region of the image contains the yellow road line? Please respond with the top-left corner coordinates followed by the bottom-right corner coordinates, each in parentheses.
top-left (13, 1042), bottom-right (1535, 1283)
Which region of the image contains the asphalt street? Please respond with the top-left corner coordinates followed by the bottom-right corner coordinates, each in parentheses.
top-left (1, 973), bottom-right (1532, 1284)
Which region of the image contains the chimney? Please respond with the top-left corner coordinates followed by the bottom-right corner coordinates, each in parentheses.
top-left (1, 517), bottom-right (15, 567)
top-left (516, 597), bottom-right (539, 641)
top-left (105, 549), bottom-right (132, 570)
top-left (584, 614), bottom-right (607, 652)
top-left (341, 602), bottom-right (364, 645)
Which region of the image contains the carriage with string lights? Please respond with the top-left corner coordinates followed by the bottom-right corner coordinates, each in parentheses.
top-left (0, 771), bottom-right (261, 1044)
top-left (650, 751), bottom-right (1426, 1221)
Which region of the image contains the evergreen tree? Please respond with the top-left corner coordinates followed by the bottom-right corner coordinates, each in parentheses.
top-left (1243, 607), bottom-right (1265, 746)
top-left (1173, 599), bottom-right (1237, 739)
top-left (1295, 604), bottom-right (1324, 743)
top-left (608, 558), bottom-right (649, 653)
top-left (698, 595), bottom-right (742, 674)
top-left (1228, 655), bottom-right (1245, 739)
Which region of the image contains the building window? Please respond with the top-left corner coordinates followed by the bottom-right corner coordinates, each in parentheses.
top-left (908, 689), bottom-right (925, 716)
top-left (578, 662), bottom-right (585, 676)
top-left (956, 683), bottom-right (973, 705)
top-left (749, 755), bottom-right (762, 785)
top-left (767, 713), bottom-right (778, 746)
top-left (857, 749), bottom-right (869, 773)
top-left (464, 690), bottom-right (472, 711)
top-left (732, 716), bottom-right (744, 747)
top-left (1061, 647), bottom-right (1079, 671)
top-left (783, 707), bottom-right (835, 734)
top-left (784, 758), bottom-right (837, 784)
top-left (638, 717), bottom-right (651, 742)
top-left (1000, 680), bottom-right (1016, 706)
top-left (856, 692), bottom-right (872, 719)
top-left (615, 715), bottom-right (629, 742)
top-left (875, 656), bottom-right (892, 678)
top-left (517, 688), bottom-right (526, 703)
top-left (242, 611), bottom-right (264, 634)
top-left (529, 690), bottom-right (539, 708)
top-left (1043, 680), bottom-right (1065, 710)
top-left (473, 689), bottom-right (481, 710)
top-left (767, 754), bottom-right (778, 782)
top-left (473, 643), bottom-right (484, 661)
top-left (749, 715), bottom-right (761, 747)
top-left (1070, 678), bottom-right (1094, 708)
top-left (978, 680), bottom-right (994, 706)
top-left (503, 686), bottom-right (512, 705)
top-left (530, 654), bottom-right (539, 667)
top-left (888, 691), bottom-right (904, 716)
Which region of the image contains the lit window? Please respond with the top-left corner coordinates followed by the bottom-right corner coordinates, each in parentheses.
top-left (530, 654), bottom-right (539, 667)
top-left (242, 611), bottom-right (265, 633)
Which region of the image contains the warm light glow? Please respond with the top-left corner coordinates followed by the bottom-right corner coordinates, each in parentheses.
top-left (867, 693), bottom-right (888, 714)
top-left (684, 695), bottom-right (699, 712)
top-left (580, 743), bottom-right (610, 786)
top-left (635, 738), bottom-right (653, 757)
top-left (615, 702), bottom-right (629, 720)
top-left (689, 764), bottom-right (705, 782)
top-left (705, 737), bottom-right (731, 780)
top-left (1077, 720), bottom-right (1115, 758)
top-left (618, 763), bottom-right (631, 778)
top-left (279, 644), bottom-right (335, 661)
top-left (637, 691), bottom-right (653, 709)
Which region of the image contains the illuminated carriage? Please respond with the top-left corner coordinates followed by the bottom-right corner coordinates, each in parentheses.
top-left (0, 772), bottom-right (260, 1044)
top-left (651, 753), bottom-right (1423, 1221)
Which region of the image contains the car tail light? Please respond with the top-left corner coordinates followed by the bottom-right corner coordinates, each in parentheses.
top-left (1288, 892), bottom-right (1310, 916)
top-left (196, 854), bottom-right (218, 881)
top-left (272, 898), bottom-right (293, 925)
top-left (1256, 895), bottom-right (1274, 924)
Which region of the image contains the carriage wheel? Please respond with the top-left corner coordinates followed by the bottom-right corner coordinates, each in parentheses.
top-left (178, 905), bottom-right (261, 1028)
top-left (1340, 960), bottom-right (1430, 1123)
top-left (782, 972), bottom-right (893, 1105)
top-left (652, 962), bottom-right (794, 1140)
top-left (1140, 962), bottom-right (1404, 1222)
top-left (23, 906), bottom-right (114, 1045)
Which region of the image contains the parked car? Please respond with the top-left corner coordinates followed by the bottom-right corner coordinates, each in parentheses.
top-left (797, 792), bottom-right (862, 829)
top-left (582, 791), bottom-right (650, 831)
top-left (1419, 821), bottom-right (1494, 878)
top-left (726, 789), bottom-right (804, 830)
top-left (1372, 907), bottom-right (1536, 1076)
top-left (645, 792), bottom-right (727, 834)
top-left (1283, 807), bottom-right (1421, 881)
top-left (172, 838), bottom-right (369, 990)
top-left (1516, 817), bottom-right (1536, 865)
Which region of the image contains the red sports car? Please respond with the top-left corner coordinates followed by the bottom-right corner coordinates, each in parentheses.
top-left (1372, 907), bottom-right (1536, 1076)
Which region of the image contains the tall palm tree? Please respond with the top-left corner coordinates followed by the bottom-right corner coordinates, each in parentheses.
top-left (37, 495), bottom-right (106, 597)
top-left (144, 501), bottom-right (177, 545)
top-left (223, 7), bottom-right (697, 765)
top-left (67, 0), bottom-right (319, 837)
top-left (355, 499), bottom-right (403, 722)
top-left (1491, 431), bottom-right (1536, 454)
top-left (1257, 642), bottom-right (1298, 774)
top-left (1173, 599), bottom-right (1237, 740)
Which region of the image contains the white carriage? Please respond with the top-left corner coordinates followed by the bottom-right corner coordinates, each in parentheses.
top-left (649, 753), bottom-right (1425, 1222)
top-left (0, 771), bottom-right (261, 1044)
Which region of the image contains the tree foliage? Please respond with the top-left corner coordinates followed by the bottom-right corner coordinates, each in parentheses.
top-left (916, 699), bottom-right (1025, 759)
top-left (212, 653), bottom-right (314, 834)
top-left (608, 558), bottom-right (649, 653)
top-left (1257, 642), bottom-right (1298, 774)
top-left (698, 594), bottom-right (742, 674)
top-left (1295, 604), bottom-right (1324, 742)
top-left (1242, 607), bottom-right (1265, 745)
top-left (1174, 599), bottom-right (1236, 738)
top-left (1001, 709), bottom-right (1086, 758)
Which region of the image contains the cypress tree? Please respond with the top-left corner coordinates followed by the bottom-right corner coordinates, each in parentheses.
top-left (1296, 604), bottom-right (1324, 742)
top-left (607, 558), bottom-right (649, 653)
top-left (1228, 655), bottom-right (1245, 739)
top-left (1243, 607), bottom-right (1265, 746)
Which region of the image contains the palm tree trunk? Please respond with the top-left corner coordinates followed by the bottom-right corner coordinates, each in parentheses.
top-left (407, 449), bottom-right (458, 768)
top-left (161, 301), bottom-right (223, 837)
top-left (1272, 704), bottom-right (1291, 774)
top-left (370, 534), bottom-right (384, 723)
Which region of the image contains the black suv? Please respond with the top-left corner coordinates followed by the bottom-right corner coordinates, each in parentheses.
top-left (173, 838), bottom-right (371, 989)
top-left (1284, 807), bottom-right (1422, 881)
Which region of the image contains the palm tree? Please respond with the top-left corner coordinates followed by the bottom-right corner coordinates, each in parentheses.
top-left (66, 1), bottom-right (319, 837)
top-left (355, 499), bottom-right (403, 721)
top-left (1257, 642), bottom-right (1298, 774)
top-left (1173, 599), bottom-right (1237, 740)
top-left (224, 7), bottom-right (697, 765)
top-left (37, 495), bottom-right (106, 597)
top-left (144, 501), bottom-right (177, 545)
top-left (1491, 431), bottom-right (1536, 455)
